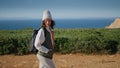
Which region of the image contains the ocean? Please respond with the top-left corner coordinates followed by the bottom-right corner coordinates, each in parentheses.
top-left (0, 18), bottom-right (115, 30)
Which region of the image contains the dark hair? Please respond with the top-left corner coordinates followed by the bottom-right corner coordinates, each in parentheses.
top-left (41, 20), bottom-right (55, 29)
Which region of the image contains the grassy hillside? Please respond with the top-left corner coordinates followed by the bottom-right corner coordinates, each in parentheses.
top-left (0, 28), bottom-right (120, 55)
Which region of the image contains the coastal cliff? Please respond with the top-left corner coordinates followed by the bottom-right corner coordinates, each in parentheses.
top-left (106, 18), bottom-right (120, 28)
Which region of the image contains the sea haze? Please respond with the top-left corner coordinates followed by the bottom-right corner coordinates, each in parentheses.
top-left (0, 18), bottom-right (115, 30)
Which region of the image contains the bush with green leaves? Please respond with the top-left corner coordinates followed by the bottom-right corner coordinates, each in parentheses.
top-left (0, 28), bottom-right (120, 55)
top-left (0, 28), bottom-right (32, 55)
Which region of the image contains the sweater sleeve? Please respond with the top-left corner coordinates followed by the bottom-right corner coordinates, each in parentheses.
top-left (34, 28), bottom-right (49, 53)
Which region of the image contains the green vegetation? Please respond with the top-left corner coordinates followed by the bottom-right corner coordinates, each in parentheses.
top-left (0, 28), bottom-right (32, 55)
top-left (0, 28), bottom-right (120, 55)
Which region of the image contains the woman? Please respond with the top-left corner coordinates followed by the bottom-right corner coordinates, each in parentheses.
top-left (34, 10), bottom-right (56, 68)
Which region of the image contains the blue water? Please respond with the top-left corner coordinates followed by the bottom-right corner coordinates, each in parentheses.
top-left (0, 18), bottom-right (115, 30)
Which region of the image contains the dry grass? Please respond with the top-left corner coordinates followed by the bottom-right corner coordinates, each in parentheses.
top-left (0, 53), bottom-right (120, 68)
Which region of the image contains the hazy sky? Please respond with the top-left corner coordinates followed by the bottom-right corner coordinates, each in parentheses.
top-left (0, 0), bottom-right (120, 19)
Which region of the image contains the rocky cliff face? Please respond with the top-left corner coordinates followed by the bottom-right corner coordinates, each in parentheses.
top-left (106, 18), bottom-right (120, 28)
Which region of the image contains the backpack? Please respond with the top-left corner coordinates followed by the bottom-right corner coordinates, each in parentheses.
top-left (29, 28), bottom-right (46, 54)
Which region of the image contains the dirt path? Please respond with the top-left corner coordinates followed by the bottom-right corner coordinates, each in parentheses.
top-left (0, 53), bottom-right (120, 68)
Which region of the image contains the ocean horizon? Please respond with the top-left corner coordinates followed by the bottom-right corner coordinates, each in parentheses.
top-left (0, 18), bottom-right (115, 30)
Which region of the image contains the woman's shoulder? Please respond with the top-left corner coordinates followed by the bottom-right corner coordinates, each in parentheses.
top-left (40, 27), bottom-right (46, 31)
top-left (38, 27), bottom-right (44, 33)
top-left (39, 27), bottom-right (47, 33)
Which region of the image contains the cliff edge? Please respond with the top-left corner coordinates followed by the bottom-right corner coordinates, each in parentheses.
top-left (106, 18), bottom-right (120, 28)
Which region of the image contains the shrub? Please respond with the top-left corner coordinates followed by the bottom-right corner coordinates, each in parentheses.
top-left (0, 28), bottom-right (120, 55)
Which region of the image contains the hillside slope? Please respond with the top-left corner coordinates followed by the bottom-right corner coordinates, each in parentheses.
top-left (106, 18), bottom-right (120, 28)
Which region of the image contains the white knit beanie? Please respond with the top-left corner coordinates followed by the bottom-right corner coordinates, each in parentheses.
top-left (42, 10), bottom-right (52, 20)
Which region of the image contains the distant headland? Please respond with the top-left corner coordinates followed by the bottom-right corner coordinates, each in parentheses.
top-left (106, 18), bottom-right (120, 28)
